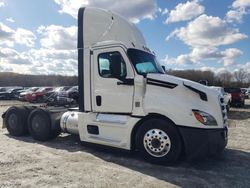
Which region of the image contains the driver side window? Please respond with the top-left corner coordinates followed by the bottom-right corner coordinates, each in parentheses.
top-left (98, 51), bottom-right (127, 78)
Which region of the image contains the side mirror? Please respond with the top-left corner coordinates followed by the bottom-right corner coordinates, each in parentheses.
top-left (110, 55), bottom-right (125, 79)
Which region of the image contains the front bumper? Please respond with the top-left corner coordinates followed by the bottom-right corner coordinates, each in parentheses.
top-left (178, 126), bottom-right (228, 160)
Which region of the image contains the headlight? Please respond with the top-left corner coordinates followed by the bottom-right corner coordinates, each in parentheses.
top-left (192, 110), bottom-right (217, 126)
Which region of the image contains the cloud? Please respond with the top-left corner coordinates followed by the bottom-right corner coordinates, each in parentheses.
top-left (0, 48), bottom-right (19, 57)
top-left (4, 24), bottom-right (79, 75)
top-left (6, 17), bottom-right (15, 23)
top-left (16, 28), bottom-right (37, 47)
top-left (221, 48), bottom-right (243, 66)
top-left (232, 0), bottom-right (250, 8)
top-left (236, 62), bottom-right (250, 73)
top-left (53, 0), bottom-right (158, 23)
top-left (161, 8), bottom-right (168, 15)
top-left (28, 48), bottom-right (77, 60)
top-left (226, 8), bottom-right (246, 23)
top-left (0, 47), bottom-right (77, 75)
top-left (226, 0), bottom-right (250, 23)
top-left (0, 22), bottom-right (36, 47)
top-left (166, 0), bottom-right (204, 24)
top-left (167, 14), bottom-right (247, 47)
top-left (0, 0), bottom-right (4, 7)
top-left (163, 47), bottom-right (243, 67)
top-left (37, 25), bottom-right (77, 50)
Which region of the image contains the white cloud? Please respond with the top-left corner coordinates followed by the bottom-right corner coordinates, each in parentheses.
top-left (232, 0), bottom-right (250, 8)
top-left (2, 24), bottom-right (79, 75)
top-left (167, 14), bottom-right (247, 47)
top-left (163, 47), bottom-right (243, 67)
top-left (237, 62), bottom-right (250, 73)
top-left (29, 48), bottom-right (76, 60)
top-left (53, 0), bottom-right (158, 23)
top-left (0, 47), bottom-right (77, 75)
top-left (166, 0), bottom-right (204, 24)
top-left (23, 47), bottom-right (77, 75)
top-left (226, 8), bottom-right (246, 23)
top-left (162, 8), bottom-right (168, 15)
top-left (0, 22), bottom-right (15, 46)
top-left (6, 17), bottom-right (15, 23)
top-left (0, 48), bottom-right (19, 57)
top-left (221, 48), bottom-right (243, 66)
top-left (0, 22), bottom-right (36, 47)
top-left (226, 0), bottom-right (250, 23)
top-left (16, 28), bottom-right (37, 47)
top-left (0, 0), bottom-right (4, 7)
top-left (37, 25), bottom-right (77, 50)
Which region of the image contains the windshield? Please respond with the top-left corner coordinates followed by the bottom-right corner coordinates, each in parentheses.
top-left (127, 49), bottom-right (164, 75)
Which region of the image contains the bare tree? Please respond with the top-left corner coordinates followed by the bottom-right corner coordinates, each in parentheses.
top-left (234, 69), bottom-right (247, 83)
top-left (217, 71), bottom-right (233, 87)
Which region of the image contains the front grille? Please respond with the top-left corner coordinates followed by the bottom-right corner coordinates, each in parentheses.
top-left (219, 95), bottom-right (228, 127)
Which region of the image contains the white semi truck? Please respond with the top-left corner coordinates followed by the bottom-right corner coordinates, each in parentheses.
top-left (2, 7), bottom-right (228, 164)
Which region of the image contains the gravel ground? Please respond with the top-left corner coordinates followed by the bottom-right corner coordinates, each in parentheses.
top-left (0, 100), bottom-right (250, 188)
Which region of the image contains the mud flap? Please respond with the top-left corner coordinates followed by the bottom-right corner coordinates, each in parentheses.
top-left (1, 112), bottom-right (6, 128)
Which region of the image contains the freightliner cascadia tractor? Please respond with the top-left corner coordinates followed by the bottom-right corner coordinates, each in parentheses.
top-left (2, 7), bottom-right (228, 164)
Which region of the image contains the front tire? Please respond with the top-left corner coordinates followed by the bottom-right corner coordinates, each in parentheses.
top-left (136, 118), bottom-right (182, 165)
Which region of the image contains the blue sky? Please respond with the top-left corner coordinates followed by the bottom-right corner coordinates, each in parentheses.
top-left (0, 0), bottom-right (250, 75)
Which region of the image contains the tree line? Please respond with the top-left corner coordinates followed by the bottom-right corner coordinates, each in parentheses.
top-left (0, 69), bottom-right (249, 88)
top-left (0, 72), bottom-right (77, 87)
top-left (167, 69), bottom-right (250, 88)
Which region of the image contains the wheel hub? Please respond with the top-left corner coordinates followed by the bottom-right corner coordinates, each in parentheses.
top-left (143, 128), bottom-right (171, 157)
top-left (8, 114), bottom-right (18, 129)
top-left (151, 138), bottom-right (161, 148)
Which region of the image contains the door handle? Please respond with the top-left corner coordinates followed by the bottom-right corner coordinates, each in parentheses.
top-left (96, 95), bottom-right (102, 106)
top-left (117, 78), bottom-right (134, 86)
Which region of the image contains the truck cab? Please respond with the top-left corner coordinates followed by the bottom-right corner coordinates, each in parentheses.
top-left (3, 7), bottom-right (228, 164)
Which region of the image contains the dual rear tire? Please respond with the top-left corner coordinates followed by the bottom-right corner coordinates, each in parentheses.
top-left (4, 107), bottom-right (61, 141)
top-left (28, 109), bottom-right (61, 141)
top-left (4, 106), bottom-right (30, 136)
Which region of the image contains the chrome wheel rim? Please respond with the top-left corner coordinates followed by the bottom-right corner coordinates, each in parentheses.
top-left (143, 129), bottom-right (171, 157)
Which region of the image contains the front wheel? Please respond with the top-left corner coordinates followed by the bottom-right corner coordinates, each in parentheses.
top-left (136, 119), bottom-right (182, 165)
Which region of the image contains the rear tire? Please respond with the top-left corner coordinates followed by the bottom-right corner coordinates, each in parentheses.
top-left (4, 106), bottom-right (29, 136)
top-left (136, 118), bottom-right (182, 165)
top-left (28, 109), bottom-right (60, 141)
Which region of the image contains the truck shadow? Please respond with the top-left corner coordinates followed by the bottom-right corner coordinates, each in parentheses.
top-left (6, 133), bottom-right (250, 188)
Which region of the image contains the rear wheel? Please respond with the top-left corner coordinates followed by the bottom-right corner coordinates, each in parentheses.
top-left (28, 109), bottom-right (60, 141)
top-left (136, 118), bottom-right (182, 164)
top-left (4, 106), bottom-right (29, 136)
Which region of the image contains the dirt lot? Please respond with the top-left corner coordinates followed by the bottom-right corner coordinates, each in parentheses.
top-left (0, 100), bottom-right (250, 188)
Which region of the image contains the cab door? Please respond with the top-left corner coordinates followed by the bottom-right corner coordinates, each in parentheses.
top-left (92, 47), bottom-right (134, 113)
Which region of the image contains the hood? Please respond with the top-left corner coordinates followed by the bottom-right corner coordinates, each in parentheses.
top-left (147, 74), bottom-right (218, 99)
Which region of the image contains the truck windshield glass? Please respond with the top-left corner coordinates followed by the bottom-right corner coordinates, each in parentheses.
top-left (127, 49), bottom-right (163, 75)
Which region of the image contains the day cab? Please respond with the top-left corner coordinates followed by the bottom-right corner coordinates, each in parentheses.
top-left (3, 7), bottom-right (228, 164)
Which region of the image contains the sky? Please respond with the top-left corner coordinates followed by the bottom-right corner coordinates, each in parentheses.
top-left (0, 0), bottom-right (250, 76)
